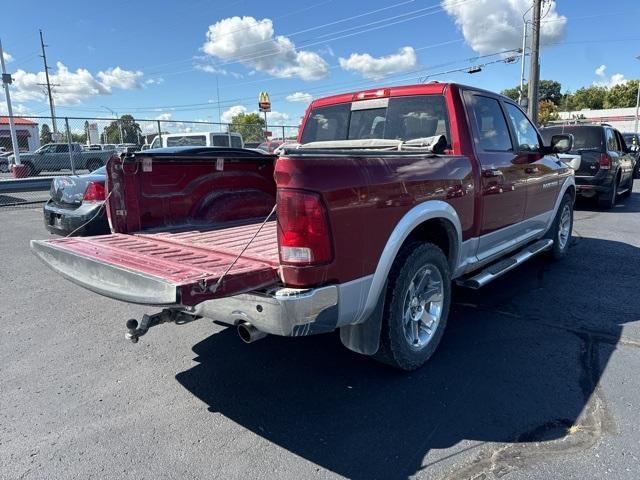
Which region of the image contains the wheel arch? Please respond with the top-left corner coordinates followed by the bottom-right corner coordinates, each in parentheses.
top-left (340, 200), bottom-right (462, 356)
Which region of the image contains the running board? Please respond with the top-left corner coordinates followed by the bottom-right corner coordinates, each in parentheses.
top-left (456, 239), bottom-right (553, 289)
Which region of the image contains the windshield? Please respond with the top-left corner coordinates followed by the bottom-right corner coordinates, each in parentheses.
top-left (540, 126), bottom-right (603, 151)
top-left (300, 95), bottom-right (451, 146)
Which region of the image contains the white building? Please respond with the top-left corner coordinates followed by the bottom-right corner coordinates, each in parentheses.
top-left (0, 116), bottom-right (40, 152)
top-left (557, 107), bottom-right (639, 133)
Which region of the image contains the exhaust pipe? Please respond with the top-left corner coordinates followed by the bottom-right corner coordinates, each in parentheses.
top-left (237, 321), bottom-right (268, 344)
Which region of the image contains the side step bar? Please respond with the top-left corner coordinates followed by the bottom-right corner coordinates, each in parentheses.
top-left (456, 239), bottom-right (553, 289)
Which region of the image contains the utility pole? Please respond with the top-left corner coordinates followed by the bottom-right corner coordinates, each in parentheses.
top-left (0, 38), bottom-right (21, 165)
top-left (39, 29), bottom-right (57, 133)
top-left (527, 0), bottom-right (542, 123)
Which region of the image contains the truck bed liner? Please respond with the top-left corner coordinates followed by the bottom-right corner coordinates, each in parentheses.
top-left (31, 221), bottom-right (280, 306)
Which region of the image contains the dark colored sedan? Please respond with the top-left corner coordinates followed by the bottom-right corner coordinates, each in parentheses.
top-left (43, 166), bottom-right (110, 236)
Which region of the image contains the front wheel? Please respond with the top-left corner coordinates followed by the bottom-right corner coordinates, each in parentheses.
top-left (374, 243), bottom-right (451, 371)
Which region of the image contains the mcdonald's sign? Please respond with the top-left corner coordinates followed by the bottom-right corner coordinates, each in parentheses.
top-left (258, 91), bottom-right (271, 112)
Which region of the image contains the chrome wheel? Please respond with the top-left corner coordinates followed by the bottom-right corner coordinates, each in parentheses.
top-left (557, 203), bottom-right (571, 250)
top-left (402, 263), bottom-right (444, 350)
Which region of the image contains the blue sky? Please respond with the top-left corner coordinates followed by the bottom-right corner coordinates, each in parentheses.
top-left (1, 0), bottom-right (639, 127)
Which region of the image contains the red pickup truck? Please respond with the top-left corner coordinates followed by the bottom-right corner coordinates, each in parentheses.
top-left (32, 83), bottom-right (575, 370)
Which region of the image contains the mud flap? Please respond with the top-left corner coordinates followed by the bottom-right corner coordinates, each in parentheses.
top-left (339, 283), bottom-right (386, 355)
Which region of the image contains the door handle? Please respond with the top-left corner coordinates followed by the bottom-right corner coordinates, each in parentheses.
top-left (525, 167), bottom-right (539, 174)
top-left (482, 169), bottom-right (503, 178)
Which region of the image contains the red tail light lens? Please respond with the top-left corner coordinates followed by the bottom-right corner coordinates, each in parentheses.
top-left (599, 153), bottom-right (612, 170)
top-left (83, 181), bottom-right (106, 203)
top-left (277, 189), bottom-right (332, 265)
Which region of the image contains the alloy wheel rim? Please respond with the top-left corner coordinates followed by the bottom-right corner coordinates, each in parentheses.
top-left (402, 263), bottom-right (444, 350)
top-left (558, 204), bottom-right (571, 249)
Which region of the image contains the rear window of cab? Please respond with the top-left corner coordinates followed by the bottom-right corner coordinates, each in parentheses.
top-left (300, 95), bottom-right (451, 147)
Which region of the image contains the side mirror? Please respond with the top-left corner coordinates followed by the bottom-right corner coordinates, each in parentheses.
top-left (550, 134), bottom-right (573, 154)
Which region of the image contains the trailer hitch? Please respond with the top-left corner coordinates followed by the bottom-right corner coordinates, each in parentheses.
top-left (125, 309), bottom-right (199, 343)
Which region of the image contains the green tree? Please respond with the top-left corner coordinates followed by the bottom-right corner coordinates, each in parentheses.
top-left (104, 114), bottom-right (142, 143)
top-left (604, 80), bottom-right (640, 108)
top-left (538, 100), bottom-right (559, 126)
top-left (228, 112), bottom-right (266, 142)
top-left (501, 80), bottom-right (563, 105)
top-left (564, 86), bottom-right (607, 110)
top-left (40, 123), bottom-right (52, 145)
top-left (71, 132), bottom-right (87, 143)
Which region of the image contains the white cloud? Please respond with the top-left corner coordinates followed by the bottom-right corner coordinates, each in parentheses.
top-left (594, 65), bottom-right (627, 87)
top-left (97, 66), bottom-right (143, 90)
top-left (442, 0), bottom-right (566, 54)
top-left (286, 92), bottom-right (313, 103)
top-left (220, 104), bottom-right (290, 125)
top-left (339, 47), bottom-right (417, 80)
top-left (144, 77), bottom-right (164, 85)
top-left (7, 62), bottom-right (144, 106)
top-left (2, 52), bottom-right (13, 63)
top-left (194, 63), bottom-right (243, 79)
top-left (202, 16), bottom-right (329, 80)
top-left (221, 105), bottom-right (248, 123)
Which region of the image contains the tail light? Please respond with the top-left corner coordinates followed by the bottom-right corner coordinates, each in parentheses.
top-left (599, 153), bottom-right (612, 170)
top-left (353, 88), bottom-right (390, 100)
top-left (83, 181), bottom-right (106, 203)
top-left (277, 189), bottom-right (332, 265)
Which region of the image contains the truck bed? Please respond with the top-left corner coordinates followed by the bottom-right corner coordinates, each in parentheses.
top-left (31, 221), bottom-right (279, 306)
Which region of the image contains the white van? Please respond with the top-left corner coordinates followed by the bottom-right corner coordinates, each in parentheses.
top-left (149, 132), bottom-right (244, 149)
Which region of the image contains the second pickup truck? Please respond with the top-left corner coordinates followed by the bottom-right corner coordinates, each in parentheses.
top-left (32, 83), bottom-right (575, 370)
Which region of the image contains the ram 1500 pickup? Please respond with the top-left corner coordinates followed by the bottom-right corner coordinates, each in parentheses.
top-left (31, 83), bottom-right (575, 370)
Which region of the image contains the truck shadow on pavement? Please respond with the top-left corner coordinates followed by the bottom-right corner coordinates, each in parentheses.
top-left (176, 236), bottom-right (638, 479)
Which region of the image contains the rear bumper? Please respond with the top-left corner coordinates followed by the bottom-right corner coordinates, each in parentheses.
top-left (191, 286), bottom-right (340, 336)
top-left (575, 171), bottom-right (614, 195)
top-left (43, 201), bottom-right (109, 236)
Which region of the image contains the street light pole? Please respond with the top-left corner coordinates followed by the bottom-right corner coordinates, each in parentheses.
top-left (0, 38), bottom-right (21, 166)
top-left (634, 56), bottom-right (640, 135)
top-left (527, 0), bottom-right (542, 123)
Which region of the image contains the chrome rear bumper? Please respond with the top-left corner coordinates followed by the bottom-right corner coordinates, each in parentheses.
top-left (190, 285), bottom-right (339, 336)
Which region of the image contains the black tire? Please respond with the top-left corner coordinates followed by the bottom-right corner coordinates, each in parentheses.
top-left (374, 242), bottom-right (451, 371)
top-left (597, 174), bottom-right (618, 209)
top-left (0, 160), bottom-right (8, 173)
top-left (86, 159), bottom-right (103, 172)
top-left (22, 161), bottom-right (37, 177)
top-left (545, 193), bottom-right (573, 260)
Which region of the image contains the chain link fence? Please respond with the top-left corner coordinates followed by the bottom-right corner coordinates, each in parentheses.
top-left (0, 115), bottom-right (299, 208)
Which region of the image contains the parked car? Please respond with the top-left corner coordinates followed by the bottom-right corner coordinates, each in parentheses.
top-left (32, 83), bottom-right (574, 371)
top-left (83, 144), bottom-right (104, 151)
top-left (8, 143), bottom-right (114, 176)
top-left (243, 141), bottom-right (261, 149)
top-left (115, 143), bottom-right (141, 154)
top-left (622, 132), bottom-right (640, 178)
top-left (148, 132), bottom-right (244, 149)
top-left (257, 140), bottom-right (283, 153)
top-left (0, 151), bottom-right (12, 173)
top-left (540, 125), bottom-right (635, 208)
top-left (42, 166), bottom-right (110, 236)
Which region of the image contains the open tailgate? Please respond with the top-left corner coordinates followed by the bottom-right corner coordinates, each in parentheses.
top-left (30, 222), bottom-right (280, 306)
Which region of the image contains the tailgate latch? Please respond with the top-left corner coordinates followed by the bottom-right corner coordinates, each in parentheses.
top-left (125, 309), bottom-right (198, 343)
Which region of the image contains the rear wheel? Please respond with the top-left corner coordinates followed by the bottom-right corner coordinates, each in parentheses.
top-left (86, 159), bottom-right (103, 172)
top-left (545, 193), bottom-right (573, 260)
top-left (374, 242), bottom-right (451, 371)
top-left (597, 174), bottom-right (618, 209)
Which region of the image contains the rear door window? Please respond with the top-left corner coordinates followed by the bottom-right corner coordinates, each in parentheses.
top-left (466, 94), bottom-right (513, 152)
top-left (540, 127), bottom-right (603, 151)
top-left (605, 128), bottom-right (619, 152)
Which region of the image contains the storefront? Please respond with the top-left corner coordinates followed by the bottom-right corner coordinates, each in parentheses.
top-left (0, 117), bottom-right (40, 152)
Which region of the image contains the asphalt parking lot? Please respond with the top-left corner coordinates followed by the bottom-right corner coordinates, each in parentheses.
top-left (1, 185), bottom-right (640, 480)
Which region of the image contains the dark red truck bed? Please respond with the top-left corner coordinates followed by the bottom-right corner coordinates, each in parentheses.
top-left (31, 148), bottom-right (282, 306)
